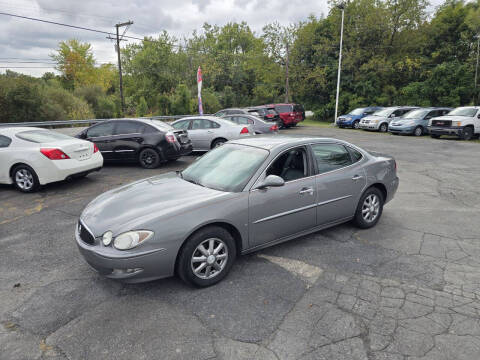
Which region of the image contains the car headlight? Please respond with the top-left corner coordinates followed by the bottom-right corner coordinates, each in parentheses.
top-left (102, 231), bottom-right (113, 246)
top-left (113, 230), bottom-right (154, 250)
top-left (454, 121), bottom-right (462, 127)
top-left (372, 119), bottom-right (379, 123)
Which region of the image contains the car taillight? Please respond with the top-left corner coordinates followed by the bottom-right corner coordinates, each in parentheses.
top-left (165, 132), bottom-right (176, 143)
top-left (240, 127), bottom-right (249, 134)
top-left (266, 114), bottom-right (273, 118)
top-left (270, 124), bottom-right (278, 132)
top-left (93, 144), bottom-right (99, 153)
top-left (40, 148), bottom-right (70, 160)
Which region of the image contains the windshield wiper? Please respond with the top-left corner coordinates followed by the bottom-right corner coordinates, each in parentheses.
top-left (184, 177), bottom-right (204, 187)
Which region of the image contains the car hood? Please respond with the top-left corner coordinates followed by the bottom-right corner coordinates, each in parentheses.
top-left (431, 115), bottom-right (471, 121)
top-left (80, 172), bottom-right (228, 236)
top-left (363, 115), bottom-right (386, 121)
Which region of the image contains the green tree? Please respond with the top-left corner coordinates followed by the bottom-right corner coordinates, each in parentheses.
top-left (136, 96), bottom-right (148, 117)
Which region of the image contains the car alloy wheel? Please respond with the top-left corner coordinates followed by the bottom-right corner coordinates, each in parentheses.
top-left (353, 120), bottom-right (360, 129)
top-left (362, 194), bottom-right (380, 223)
top-left (190, 238), bottom-right (228, 280)
top-left (414, 127), bottom-right (423, 136)
top-left (462, 127), bottom-right (473, 140)
top-left (15, 169), bottom-right (34, 191)
top-left (379, 123), bottom-right (388, 132)
top-left (139, 148), bottom-right (160, 168)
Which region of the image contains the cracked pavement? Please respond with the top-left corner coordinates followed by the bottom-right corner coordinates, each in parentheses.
top-left (1, 126), bottom-right (479, 359)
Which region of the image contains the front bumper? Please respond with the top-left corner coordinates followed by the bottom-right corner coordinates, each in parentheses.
top-left (359, 123), bottom-right (379, 130)
top-left (428, 126), bottom-right (463, 137)
top-left (389, 126), bottom-right (415, 134)
top-left (75, 224), bottom-right (176, 283)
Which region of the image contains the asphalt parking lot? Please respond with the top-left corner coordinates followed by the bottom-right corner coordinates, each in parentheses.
top-left (1, 125), bottom-right (480, 360)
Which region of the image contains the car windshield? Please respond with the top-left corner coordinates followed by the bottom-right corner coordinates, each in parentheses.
top-left (447, 107), bottom-right (477, 117)
top-left (16, 130), bottom-right (73, 143)
top-left (402, 109), bottom-right (429, 119)
top-left (372, 108), bottom-right (394, 117)
top-left (149, 120), bottom-right (174, 131)
top-left (181, 144), bottom-right (269, 192)
top-left (349, 108), bottom-right (366, 115)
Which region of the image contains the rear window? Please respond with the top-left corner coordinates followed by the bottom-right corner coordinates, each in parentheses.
top-left (149, 120), bottom-right (174, 131)
top-left (16, 130), bottom-right (72, 143)
top-left (275, 105), bottom-right (293, 113)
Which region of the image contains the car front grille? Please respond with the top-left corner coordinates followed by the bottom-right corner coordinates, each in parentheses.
top-left (363, 120), bottom-right (370, 124)
top-left (431, 120), bottom-right (452, 127)
top-left (78, 221), bottom-right (95, 245)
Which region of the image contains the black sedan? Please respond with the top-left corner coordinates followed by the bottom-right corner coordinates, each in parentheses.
top-left (76, 119), bottom-right (192, 168)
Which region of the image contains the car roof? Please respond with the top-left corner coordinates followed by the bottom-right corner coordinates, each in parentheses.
top-left (0, 126), bottom-right (47, 136)
top-left (229, 135), bottom-right (344, 150)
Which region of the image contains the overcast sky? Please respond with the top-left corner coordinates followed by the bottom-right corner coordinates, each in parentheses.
top-left (0, 0), bottom-right (445, 77)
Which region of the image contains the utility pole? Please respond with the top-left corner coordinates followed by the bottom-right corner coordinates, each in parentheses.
top-left (111, 21), bottom-right (133, 115)
top-left (334, 2), bottom-right (345, 124)
top-left (475, 35), bottom-right (479, 105)
top-left (285, 41), bottom-right (289, 103)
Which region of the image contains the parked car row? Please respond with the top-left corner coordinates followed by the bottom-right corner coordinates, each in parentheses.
top-left (337, 106), bottom-right (480, 140)
top-left (214, 103), bottom-right (305, 128)
top-left (0, 116), bottom-right (261, 192)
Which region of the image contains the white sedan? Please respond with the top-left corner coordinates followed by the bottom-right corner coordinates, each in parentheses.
top-left (0, 127), bottom-right (103, 192)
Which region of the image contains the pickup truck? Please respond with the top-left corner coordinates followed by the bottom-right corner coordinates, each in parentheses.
top-left (428, 106), bottom-right (480, 140)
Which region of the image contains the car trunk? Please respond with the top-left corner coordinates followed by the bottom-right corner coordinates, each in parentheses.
top-left (45, 139), bottom-right (93, 161)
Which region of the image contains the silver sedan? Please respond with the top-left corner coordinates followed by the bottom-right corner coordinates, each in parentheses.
top-left (76, 136), bottom-right (399, 287)
top-left (171, 116), bottom-right (254, 151)
top-left (221, 114), bottom-right (279, 134)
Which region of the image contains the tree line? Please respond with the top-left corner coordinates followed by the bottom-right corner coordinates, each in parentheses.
top-left (1, 0), bottom-right (479, 124)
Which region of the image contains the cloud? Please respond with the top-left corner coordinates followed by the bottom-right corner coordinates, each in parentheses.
top-left (0, 0), bottom-right (446, 77)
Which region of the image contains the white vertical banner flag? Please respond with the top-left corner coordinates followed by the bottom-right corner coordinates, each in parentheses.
top-left (197, 66), bottom-right (203, 115)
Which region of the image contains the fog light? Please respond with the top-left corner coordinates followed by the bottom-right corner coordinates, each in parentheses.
top-left (102, 231), bottom-right (113, 246)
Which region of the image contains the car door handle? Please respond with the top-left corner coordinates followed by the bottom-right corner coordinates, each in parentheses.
top-left (207, 130), bottom-right (214, 133)
top-left (352, 175), bottom-right (363, 181)
top-left (299, 187), bottom-right (314, 195)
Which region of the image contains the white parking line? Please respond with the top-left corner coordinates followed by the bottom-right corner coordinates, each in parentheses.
top-left (258, 254), bottom-right (323, 284)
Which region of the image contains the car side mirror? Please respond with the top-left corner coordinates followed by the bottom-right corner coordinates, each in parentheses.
top-left (255, 175), bottom-right (285, 190)
top-left (477, 113), bottom-right (480, 119)
top-left (389, 114), bottom-right (395, 118)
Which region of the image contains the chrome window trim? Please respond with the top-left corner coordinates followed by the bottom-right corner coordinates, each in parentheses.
top-left (253, 203), bottom-right (317, 224)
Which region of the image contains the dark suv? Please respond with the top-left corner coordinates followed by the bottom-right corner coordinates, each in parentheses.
top-left (76, 119), bottom-right (192, 168)
top-left (267, 103), bottom-right (305, 128)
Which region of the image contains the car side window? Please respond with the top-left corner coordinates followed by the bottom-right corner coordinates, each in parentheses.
top-left (425, 110), bottom-right (437, 119)
top-left (311, 144), bottom-right (353, 174)
top-left (87, 122), bottom-right (115, 138)
top-left (0, 135), bottom-right (12, 148)
top-left (191, 119), bottom-right (206, 129)
top-left (115, 121), bottom-right (143, 135)
top-left (172, 120), bottom-right (190, 130)
top-left (236, 116), bottom-right (250, 125)
top-left (266, 147), bottom-right (308, 182)
top-left (210, 121), bottom-right (220, 128)
top-left (393, 110), bottom-right (403, 117)
top-left (348, 147), bottom-right (363, 163)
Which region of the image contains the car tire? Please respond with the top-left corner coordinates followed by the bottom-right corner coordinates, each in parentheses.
top-left (139, 148), bottom-right (161, 169)
top-left (353, 187), bottom-right (384, 229)
top-left (12, 164), bottom-right (40, 193)
top-left (177, 226), bottom-right (236, 287)
top-left (414, 126), bottom-right (423, 136)
top-left (430, 134), bottom-right (440, 139)
top-left (352, 120), bottom-right (360, 129)
top-left (379, 123), bottom-right (388, 133)
top-left (211, 138), bottom-right (227, 149)
top-left (462, 126), bottom-right (474, 141)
